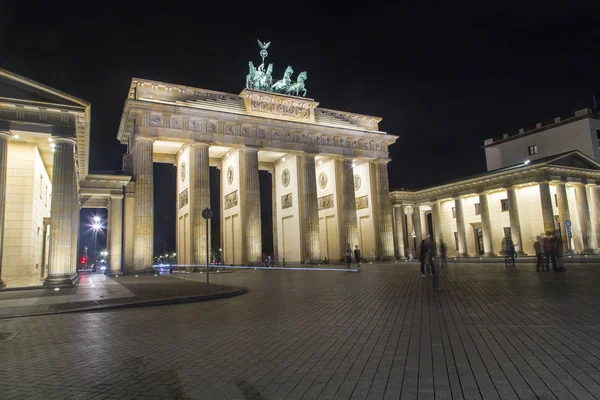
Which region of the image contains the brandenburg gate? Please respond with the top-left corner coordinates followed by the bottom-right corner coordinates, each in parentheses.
top-left (116, 42), bottom-right (398, 269)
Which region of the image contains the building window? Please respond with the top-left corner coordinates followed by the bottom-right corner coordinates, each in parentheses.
top-left (474, 203), bottom-right (481, 215)
top-left (528, 145), bottom-right (538, 155)
top-left (503, 227), bottom-right (511, 240)
top-left (597, 129), bottom-right (600, 146)
top-left (454, 232), bottom-right (459, 250)
top-left (45, 186), bottom-right (48, 207)
top-left (554, 193), bottom-right (558, 207)
top-left (500, 199), bottom-right (509, 211)
top-left (452, 207), bottom-right (456, 218)
top-left (39, 175), bottom-right (43, 199)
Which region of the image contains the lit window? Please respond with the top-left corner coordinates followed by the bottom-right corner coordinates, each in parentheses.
top-left (474, 203), bottom-right (481, 215)
top-left (528, 145), bottom-right (538, 155)
top-left (500, 199), bottom-right (509, 211)
top-left (452, 207), bottom-right (456, 218)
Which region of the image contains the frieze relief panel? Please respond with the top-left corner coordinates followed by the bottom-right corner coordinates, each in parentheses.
top-left (178, 188), bottom-right (188, 209)
top-left (281, 193), bottom-right (293, 209)
top-left (318, 194), bottom-right (334, 210)
top-left (135, 112), bottom-right (392, 158)
top-left (225, 190), bottom-right (238, 210)
top-left (250, 100), bottom-right (311, 120)
top-left (356, 195), bottom-right (369, 210)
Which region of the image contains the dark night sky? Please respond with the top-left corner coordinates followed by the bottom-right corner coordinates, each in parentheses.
top-left (2, 1), bottom-right (599, 256)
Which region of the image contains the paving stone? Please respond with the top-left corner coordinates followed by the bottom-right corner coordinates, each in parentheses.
top-left (1, 263), bottom-right (600, 399)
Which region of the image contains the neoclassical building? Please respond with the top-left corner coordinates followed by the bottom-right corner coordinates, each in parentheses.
top-left (116, 79), bottom-right (398, 268)
top-left (0, 67), bottom-right (398, 287)
top-left (390, 151), bottom-right (600, 259)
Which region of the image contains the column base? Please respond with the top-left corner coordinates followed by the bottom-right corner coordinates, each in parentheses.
top-left (380, 256), bottom-right (396, 261)
top-left (482, 253), bottom-right (496, 257)
top-left (580, 249), bottom-right (597, 255)
top-left (43, 274), bottom-right (79, 288)
top-left (517, 251), bottom-right (527, 256)
top-left (456, 253), bottom-right (469, 258)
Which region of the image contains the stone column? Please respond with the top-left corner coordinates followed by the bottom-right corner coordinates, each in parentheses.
top-left (555, 182), bottom-right (572, 252)
top-left (479, 192), bottom-right (494, 256)
top-left (300, 154), bottom-right (320, 263)
top-left (45, 138), bottom-right (78, 287)
top-left (133, 137), bottom-right (154, 271)
top-left (413, 205), bottom-right (423, 245)
top-left (190, 143), bottom-right (210, 265)
top-left (454, 197), bottom-right (468, 257)
top-left (404, 206), bottom-right (415, 255)
top-left (506, 186), bottom-right (525, 255)
top-left (539, 182), bottom-right (555, 236)
top-left (374, 161), bottom-right (395, 260)
top-left (575, 184), bottom-right (595, 253)
top-left (109, 194), bottom-right (123, 273)
top-left (589, 185), bottom-right (600, 251)
top-left (241, 148), bottom-right (261, 264)
top-left (336, 159), bottom-right (358, 259)
top-left (271, 169), bottom-right (278, 262)
top-left (0, 132), bottom-right (9, 288)
top-left (392, 206), bottom-right (406, 259)
top-left (122, 182), bottom-right (135, 273)
top-left (431, 200), bottom-right (443, 255)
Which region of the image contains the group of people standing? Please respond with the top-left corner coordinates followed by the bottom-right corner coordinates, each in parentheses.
top-left (534, 234), bottom-right (565, 272)
top-left (345, 244), bottom-right (362, 268)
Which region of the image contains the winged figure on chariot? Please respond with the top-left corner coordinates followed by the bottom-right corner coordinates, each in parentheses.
top-left (245, 40), bottom-right (308, 97)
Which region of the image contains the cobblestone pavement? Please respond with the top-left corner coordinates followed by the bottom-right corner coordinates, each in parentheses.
top-left (1, 263), bottom-right (600, 399)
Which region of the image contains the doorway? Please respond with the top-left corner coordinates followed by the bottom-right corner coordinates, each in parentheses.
top-left (474, 226), bottom-right (484, 256)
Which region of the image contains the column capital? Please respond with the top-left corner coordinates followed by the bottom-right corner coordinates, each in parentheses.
top-left (134, 136), bottom-right (155, 143)
top-left (190, 141), bottom-right (210, 149)
top-left (0, 131), bottom-right (13, 139)
top-left (240, 146), bottom-right (259, 153)
top-left (52, 136), bottom-right (77, 145)
top-left (110, 194), bottom-right (124, 200)
top-left (371, 158), bottom-right (391, 165)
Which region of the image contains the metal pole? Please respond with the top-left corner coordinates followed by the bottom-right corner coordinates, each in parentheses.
top-left (206, 217), bottom-right (209, 289)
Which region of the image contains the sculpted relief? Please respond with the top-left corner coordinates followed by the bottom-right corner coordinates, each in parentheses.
top-left (318, 194), bottom-right (334, 210)
top-left (356, 195), bottom-right (368, 210)
top-left (281, 193), bottom-right (293, 209)
top-left (250, 100), bottom-right (311, 120)
top-left (225, 191), bottom-right (238, 210)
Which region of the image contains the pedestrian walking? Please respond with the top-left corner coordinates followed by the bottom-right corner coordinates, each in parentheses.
top-left (439, 240), bottom-right (448, 268)
top-left (419, 238), bottom-right (431, 277)
top-left (543, 234), bottom-right (551, 272)
top-left (354, 245), bottom-right (361, 268)
top-left (534, 235), bottom-right (542, 272)
top-left (550, 236), bottom-right (558, 271)
top-left (345, 244), bottom-right (353, 268)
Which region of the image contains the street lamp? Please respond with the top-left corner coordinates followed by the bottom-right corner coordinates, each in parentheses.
top-left (90, 216), bottom-right (104, 269)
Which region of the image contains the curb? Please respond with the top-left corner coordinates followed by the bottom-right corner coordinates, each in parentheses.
top-left (0, 287), bottom-right (248, 320)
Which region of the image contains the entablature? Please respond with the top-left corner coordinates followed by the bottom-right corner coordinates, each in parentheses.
top-left (123, 100), bottom-right (396, 160)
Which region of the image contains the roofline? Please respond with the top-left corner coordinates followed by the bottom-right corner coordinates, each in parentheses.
top-left (0, 68), bottom-right (90, 107)
top-left (484, 108), bottom-right (600, 148)
top-left (390, 150), bottom-right (600, 195)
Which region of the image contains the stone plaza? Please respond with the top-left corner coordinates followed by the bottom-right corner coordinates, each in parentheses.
top-left (2, 263), bottom-right (600, 399)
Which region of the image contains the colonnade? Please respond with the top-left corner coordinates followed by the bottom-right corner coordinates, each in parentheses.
top-left (392, 180), bottom-right (600, 258)
top-left (123, 137), bottom-right (395, 268)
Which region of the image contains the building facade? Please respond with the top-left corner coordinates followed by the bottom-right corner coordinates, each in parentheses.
top-left (390, 152), bottom-right (600, 259)
top-left (117, 80), bottom-right (398, 268)
top-left (484, 108), bottom-right (600, 171)
top-left (0, 69), bottom-right (90, 288)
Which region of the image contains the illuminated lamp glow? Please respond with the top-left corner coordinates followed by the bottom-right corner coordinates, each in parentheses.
top-left (524, 160), bottom-right (530, 165)
top-left (13, 135), bottom-right (19, 139)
